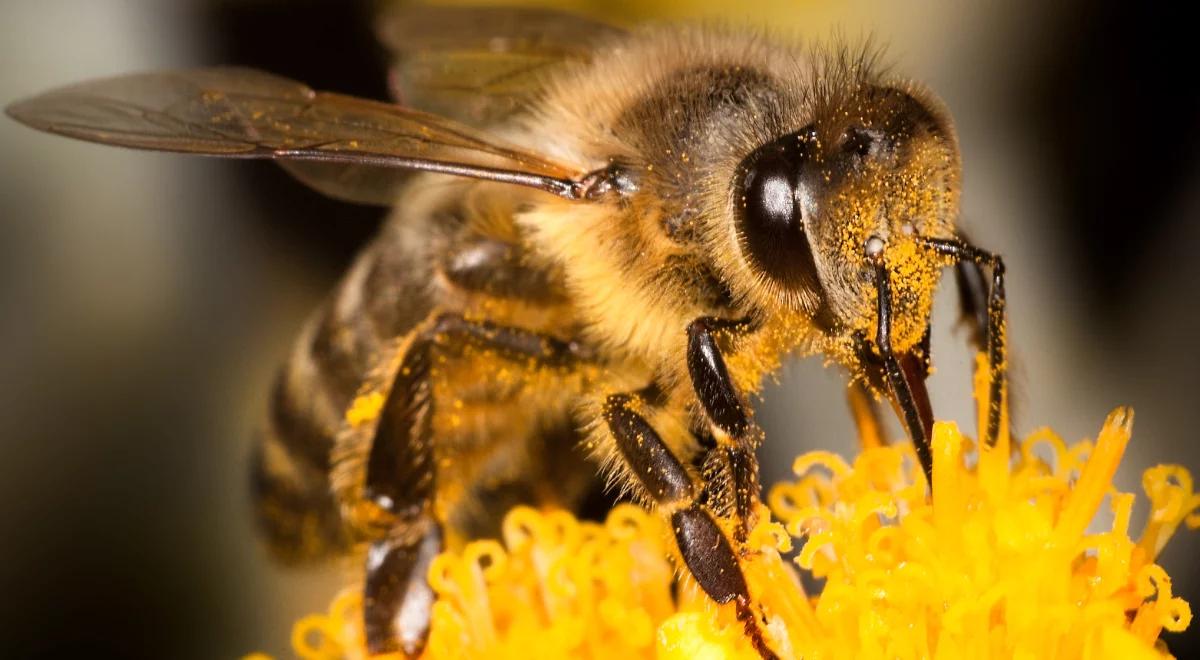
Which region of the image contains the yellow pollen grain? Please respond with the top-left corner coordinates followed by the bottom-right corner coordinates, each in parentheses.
top-left (344, 392), bottom-right (384, 428)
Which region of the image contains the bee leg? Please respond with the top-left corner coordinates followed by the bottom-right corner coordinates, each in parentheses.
top-left (920, 238), bottom-right (1008, 446)
top-left (698, 439), bottom-right (760, 545)
top-left (604, 394), bottom-right (778, 660)
top-left (362, 320), bottom-right (439, 655)
top-left (362, 312), bottom-right (589, 653)
top-left (897, 322), bottom-right (935, 451)
top-left (685, 317), bottom-right (768, 540)
top-left (685, 317), bottom-right (753, 439)
top-left (974, 251), bottom-right (1006, 446)
top-left (364, 521), bottom-right (442, 656)
top-left (364, 313), bottom-right (587, 516)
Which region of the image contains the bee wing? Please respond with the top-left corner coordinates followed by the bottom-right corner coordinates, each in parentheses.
top-left (376, 5), bottom-right (624, 126)
top-left (6, 67), bottom-right (588, 205)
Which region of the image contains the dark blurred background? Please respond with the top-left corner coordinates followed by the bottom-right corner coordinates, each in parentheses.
top-left (1, 0), bottom-right (1196, 657)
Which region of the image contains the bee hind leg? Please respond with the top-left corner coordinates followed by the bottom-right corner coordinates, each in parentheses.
top-left (360, 315), bottom-right (440, 655)
top-left (361, 312), bottom-right (589, 654)
top-left (364, 520), bottom-right (443, 656)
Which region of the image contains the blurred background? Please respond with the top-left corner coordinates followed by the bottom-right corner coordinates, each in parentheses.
top-left (1, 0), bottom-right (1196, 657)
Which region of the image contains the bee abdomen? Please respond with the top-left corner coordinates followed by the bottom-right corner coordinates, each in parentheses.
top-left (251, 363), bottom-right (352, 563)
top-left (251, 234), bottom-right (433, 562)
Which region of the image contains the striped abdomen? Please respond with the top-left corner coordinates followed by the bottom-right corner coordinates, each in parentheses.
top-left (251, 221), bottom-right (434, 563)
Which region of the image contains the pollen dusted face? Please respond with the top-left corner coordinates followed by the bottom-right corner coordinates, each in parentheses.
top-left (733, 84), bottom-right (961, 351)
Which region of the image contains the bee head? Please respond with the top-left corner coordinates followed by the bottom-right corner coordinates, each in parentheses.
top-left (732, 83), bottom-right (960, 352)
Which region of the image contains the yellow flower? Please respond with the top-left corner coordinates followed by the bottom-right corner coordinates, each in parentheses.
top-left (283, 365), bottom-right (1197, 659)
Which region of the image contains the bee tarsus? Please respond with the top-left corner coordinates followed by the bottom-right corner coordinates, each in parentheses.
top-left (671, 506), bottom-right (749, 603)
top-left (363, 522), bottom-right (443, 656)
top-left (735, 596), bottom-right (781, 660)
top-left (699, 444), bottom-right (760, 545)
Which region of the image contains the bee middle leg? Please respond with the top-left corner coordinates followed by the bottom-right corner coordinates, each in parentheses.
top-left (360, 312), bottom-right (586, 655)
top-left (606, 316), bottom-right (777, 657)
top-left (603, 393), bottom-right (777, 660)
top-left (685, 317), bottom-right (766, 538)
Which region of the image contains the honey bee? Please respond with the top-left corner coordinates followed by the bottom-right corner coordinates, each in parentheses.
top-left (7, 6), bottom-right (1008, 657)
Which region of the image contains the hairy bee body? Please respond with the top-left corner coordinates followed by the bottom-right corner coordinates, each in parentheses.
top-left (10, 12), bottom-right (1004, 657)
top-left (253, 26), bottom-right (853, 562)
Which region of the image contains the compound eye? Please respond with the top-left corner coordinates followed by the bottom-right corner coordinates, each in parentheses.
top-left (744, 153), bottom-right (799, 232)
top-left (736, 131), bottom-right (821, 294)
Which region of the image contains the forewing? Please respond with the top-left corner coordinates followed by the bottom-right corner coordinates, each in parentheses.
top-left (276, 161), bottom-right (415, 206)
top-left (376, 5), bottom-right (624, 125)
top-left (6, 68), bottom-right (585, 204)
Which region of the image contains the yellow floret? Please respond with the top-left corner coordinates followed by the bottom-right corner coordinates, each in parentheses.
top-left (280, 363), bottom-right (1196, 659)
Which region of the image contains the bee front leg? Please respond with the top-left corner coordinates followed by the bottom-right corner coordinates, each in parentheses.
top-left (921, 237), bottom-right (1009, 446)
top-left (603, 394), bottom-right (777, 660)
top-left (973, 250), bottom-right (1007, 446)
